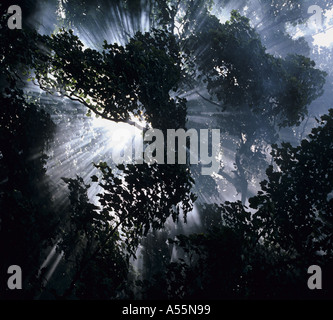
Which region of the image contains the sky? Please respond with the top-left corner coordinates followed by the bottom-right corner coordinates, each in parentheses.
top-left (23, 0), bottom-right (333, 292)
top-left (288, 7), bottom-right (333, 49)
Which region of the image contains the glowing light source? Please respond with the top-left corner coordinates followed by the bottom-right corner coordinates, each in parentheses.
top-left (91, 115), bottom-right (141, 152)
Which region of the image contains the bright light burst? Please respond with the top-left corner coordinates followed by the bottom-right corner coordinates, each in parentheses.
top-left (91, 115), bottom-right (142, 152)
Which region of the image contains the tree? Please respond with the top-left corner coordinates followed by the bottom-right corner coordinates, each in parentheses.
top-left (214, 0), bottom-right (331, 57)
top-left (1, 0), bottom-right (331, 300)
top-left (31, 2), bottom-right (326, 207)
top-left (49, 176), bottom-right (129, 299)
top-left (25, 21), bottom-right (196, 298)
top-left (0, 86), bottom-right (59, 299)
top-left (0, 11), bottom-right (64, 298)
top-left (33, 28), bottom-right (187, 130)
top-left (185, 10), bottom-right (326, 203)
top-left (221, 109), bottom-right (333, 298)
top-left (45, 158), bottom-right (194, 299)
top-left (163, 109), bottom-right (333, 299)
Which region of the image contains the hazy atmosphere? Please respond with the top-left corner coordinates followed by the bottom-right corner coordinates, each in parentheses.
top-left (0, 0), bottom-right (332, 301)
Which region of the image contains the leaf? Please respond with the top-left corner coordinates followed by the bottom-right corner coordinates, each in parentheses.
top-left (91, 175), bottom-right (98, 182)
top-left (117, 164), bottom-right (125, 171)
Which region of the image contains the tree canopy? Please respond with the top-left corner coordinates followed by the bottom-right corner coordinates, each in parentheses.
top-left (0, 0), bottom-right (332, 300)
top-left (149, 110), bottom-right (333, 299)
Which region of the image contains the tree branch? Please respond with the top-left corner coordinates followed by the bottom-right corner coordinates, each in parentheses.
top-left (33, 78), bottom-right (146, 130)
top-left (195, 91), bottom-right (226, 110)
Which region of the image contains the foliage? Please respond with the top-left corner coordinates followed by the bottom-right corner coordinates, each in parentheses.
top-left (0, 0), bottom-right (332, 300)
top-left (0, 86), bottom-right (57, 298)
top-left (184, 10), bottom-right (326, 202)
top-left (55, 159), bottom-right (195, 298)
top-left (162, 110), bottom-right (333, 299)
top-left (190, 11), bottom-right (326, 127)
top-left (55, 176), bottom-right (128, 299)
top-left (34, 28), bottom-right (186, 130)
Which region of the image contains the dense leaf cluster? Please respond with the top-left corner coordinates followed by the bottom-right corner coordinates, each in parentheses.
top-left (0, 0), bottom-right (332, 299)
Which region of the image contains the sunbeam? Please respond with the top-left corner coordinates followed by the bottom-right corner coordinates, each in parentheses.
top-left (1, 0), bottom-right (332, 301)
